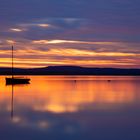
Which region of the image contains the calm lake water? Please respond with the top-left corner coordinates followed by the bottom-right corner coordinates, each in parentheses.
top-left (0, 76), bottom-right (140, 140)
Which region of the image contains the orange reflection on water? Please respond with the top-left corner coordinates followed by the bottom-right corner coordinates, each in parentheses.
top-left (0, 76), bottom-right (139, 113)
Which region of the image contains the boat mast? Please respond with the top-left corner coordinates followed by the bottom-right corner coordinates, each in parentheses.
top-left (12, 46), bottom-right (14, 79)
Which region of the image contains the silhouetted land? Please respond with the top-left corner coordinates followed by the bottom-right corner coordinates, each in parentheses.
top-left (0, 66), bottom-right (140, 75)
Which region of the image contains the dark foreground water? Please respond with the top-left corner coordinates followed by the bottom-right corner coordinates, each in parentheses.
top-left (0, 76), bottom-right (140, 140)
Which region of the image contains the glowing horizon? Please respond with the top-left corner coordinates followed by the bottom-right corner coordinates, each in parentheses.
top-left (0, 39), bottom-right (139, 68)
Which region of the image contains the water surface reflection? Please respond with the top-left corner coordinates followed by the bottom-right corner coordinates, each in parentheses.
top-left (0, 76), bottom-right (140, 140)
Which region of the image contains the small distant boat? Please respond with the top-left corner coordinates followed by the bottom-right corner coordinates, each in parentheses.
top-left (5, 46), bottom-right (30, 85)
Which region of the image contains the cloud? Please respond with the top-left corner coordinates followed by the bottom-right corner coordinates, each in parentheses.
top-left (0, 0), bottom-right (140, 68)
top-left (32, 40), bottom-right (80, 44)
top-left (38, 24), bottom-right (50, 28)
top-left (10, 28), bottom-right (24, 32)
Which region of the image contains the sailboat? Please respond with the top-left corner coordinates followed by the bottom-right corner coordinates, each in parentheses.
top-left (6, 46), bottom-right (30, 85)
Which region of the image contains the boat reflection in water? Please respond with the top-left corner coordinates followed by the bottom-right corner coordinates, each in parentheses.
top-left (8, 82), bottom-right (30, 120)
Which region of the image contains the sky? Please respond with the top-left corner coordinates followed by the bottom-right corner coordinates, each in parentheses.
top-left (0, 0), bottom-right (140, 68)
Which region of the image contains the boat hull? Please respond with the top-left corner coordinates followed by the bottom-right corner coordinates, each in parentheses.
top-left (6, 78), bottom-right (30, 85)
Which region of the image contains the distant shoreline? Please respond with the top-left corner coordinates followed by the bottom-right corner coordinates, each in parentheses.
top-left (0, 66), bottom-right (139, 76)
top-left (1, 74), bottom-right (140, 76)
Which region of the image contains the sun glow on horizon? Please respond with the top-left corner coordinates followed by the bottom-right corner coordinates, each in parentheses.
top-left (0, 39), bottom-right (139, 68)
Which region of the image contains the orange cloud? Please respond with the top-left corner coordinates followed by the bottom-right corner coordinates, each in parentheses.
top-left (32, 39), bottom-right (117, 45)
top-left (38, 24), bottom-right (50, 28)
top-left (0, 40), bottom-right (139, 68)
top-left (6, 40), bottom-right (16, 44)
top-left (32, 40), bottom-right (79, 44)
